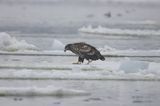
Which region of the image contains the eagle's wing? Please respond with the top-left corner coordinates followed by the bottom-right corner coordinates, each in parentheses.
top-left (70, 43), bottom-right (90, 52)
top-left (79, 45), bottom-right (91, 52)
top-left (70, 42), bottom-right (97, 56)
top-left (78, 43), bottom-right (96, 56)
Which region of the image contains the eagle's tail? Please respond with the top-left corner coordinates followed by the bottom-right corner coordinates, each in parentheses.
top-left (99, 55), bottom-right (105, 61)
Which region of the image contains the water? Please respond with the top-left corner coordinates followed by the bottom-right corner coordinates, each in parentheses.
top-left (0, 0), bottom-right (160, 106)
top-left (1, 0), bottom-right (160, 50)
top-left (0, 80), bottom-right (160, 106)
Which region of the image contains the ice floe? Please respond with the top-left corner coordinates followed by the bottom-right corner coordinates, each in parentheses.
top-left (0, 32), bottom-right (38, 52)
top-left (0, 86), bottom-right (90, 96)
top-left (0, 44), bottom-right (160, 57)
top-left (99, 45), bottom-right (160, 57)
top-left (78, 25), bottom-right (160, 36)
top-left (119, 60), bottom-right (149, 73)
top-left (52, 39), bottom-right (65, 50)
top-left (0, 48), bottom-right (160, 57)
top-left (0, 59), bottom-right (160, 80)
top-left (0, 32), bottom-right (159, 57)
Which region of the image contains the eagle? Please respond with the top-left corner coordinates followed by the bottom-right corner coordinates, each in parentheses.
top-left (64, 42), bottom-right (105, 64)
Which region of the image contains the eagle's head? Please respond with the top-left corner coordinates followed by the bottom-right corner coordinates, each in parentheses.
top-left (64, 44), bottom-right (72, 52)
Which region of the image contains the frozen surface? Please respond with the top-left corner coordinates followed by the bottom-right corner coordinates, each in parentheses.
top-left (99, 46), bottom-right (160, 57)
top-left (119, 60), bottom-right (149, 73)
top-left (0, 58), bottom-right (160, 80)
top-left (0, 34), bottom-right (160, 57)
top-left (52, 39), bottom-right (64, 50)
top-left (79, 25), bottom-right (160, 36)
top-left (0, 32), bottom-right (38, 51)
top-left (0, 86), bottom-right (89, 96)
top-left (0, 80), bottom-right (160, 106)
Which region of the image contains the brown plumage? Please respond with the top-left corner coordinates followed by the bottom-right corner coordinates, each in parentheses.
top-left (64, 42), bottom-right (105, 64)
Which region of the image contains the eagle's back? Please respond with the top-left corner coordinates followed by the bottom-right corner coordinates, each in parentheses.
top-left (70, 42), bottom-right (105, 61)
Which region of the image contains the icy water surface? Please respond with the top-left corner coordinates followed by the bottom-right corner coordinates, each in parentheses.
top-left (0, 80), bottom-right (160, 106)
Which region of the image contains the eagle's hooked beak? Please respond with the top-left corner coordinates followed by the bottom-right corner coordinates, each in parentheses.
top-left (64, 48), bottom-right (67, 52)
top-left (64, 45), bottom-right (70, 52)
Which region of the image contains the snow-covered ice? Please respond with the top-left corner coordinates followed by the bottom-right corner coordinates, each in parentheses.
top-left (0, 41), bottom-right (160, 57)
top-left (79, 25), bottom-right (160, 36)
top-left (99, 45), bottom-right (160, 57)
top-left (119, 60), bottom-right (149, 73)
top-left (0, 86), bottom-right (90, 96)
top-left (52, 39), bottom-right (65, 50)
top-left (0, 59), bottom-right (160, 80)
top-left (0, 32), bottom-right (38, 52)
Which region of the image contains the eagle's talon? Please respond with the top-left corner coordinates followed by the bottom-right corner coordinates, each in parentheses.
top-left (72, 62), bottom-right (81, 64)
top-left (87, 60), bottom-right (92, 64)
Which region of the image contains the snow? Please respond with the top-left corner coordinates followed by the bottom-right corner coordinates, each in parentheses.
top-left (0, 86), bottom-right (90, 96)
top-left (0, 47), bottom-right (160, 57)
top-left (0, 38), bottom-right (160, 57)
top-left (52, 39), bottom-right (65, 50)
top-left (0, 59), bottom-right (160, 80)
top-left (98, 44), bottom-right (160, 57)
top-left (78, 25), bottom-right (160, 36)
top-left (0, 32), bottom-right (65, 52)
top-left (102, 49), bottom-right (160, 57)
top-left (148, 63), bottom-right (160, 75)
top-left (0, 32), bottom-right (160, 80)
top-left (0, 34), bottom-right (159, 57)
top-left (99, 45), bottom-right (116, 51)
top-left (0, 32), bottom-right (38, 52)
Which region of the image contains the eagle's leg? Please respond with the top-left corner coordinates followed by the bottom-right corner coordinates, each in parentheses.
top-left (72, 57), bottom-right (84, 64)
top-left (72, 61), bottom-right (81, 64)
top-left (87, 59), bottom-right (92, 64)
top-left (78, 57), bottom-right (84, 63)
